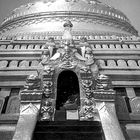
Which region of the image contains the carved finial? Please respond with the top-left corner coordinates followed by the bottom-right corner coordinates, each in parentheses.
top-left (62, 20), bottom-right (73, 40)
top-left (63, 20), bottom-right (73, 28)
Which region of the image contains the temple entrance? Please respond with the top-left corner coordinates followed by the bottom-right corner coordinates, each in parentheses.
top-left (56, 70), bottom-right (80, 110)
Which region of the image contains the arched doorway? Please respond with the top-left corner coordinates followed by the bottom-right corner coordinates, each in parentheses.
top-left (56, 70), bottom-right (80, 110)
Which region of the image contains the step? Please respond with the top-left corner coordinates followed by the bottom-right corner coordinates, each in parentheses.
top-left (35, 121), bottom-right (102, 133)
top-left (33, 132), bottom-right (103, 140)
top-left (33, 121), bottom-right (104, 140)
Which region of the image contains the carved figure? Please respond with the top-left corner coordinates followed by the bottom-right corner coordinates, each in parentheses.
top-left (40, 99), bottom-right (54, 121)
top-left (43, 81), bottom-right (53, 88)
top-left (90, 61), bottom-right (99, 78)
top-left (50, 21), bottom-right (76, 61)
top-left (24, 75), bottom-right (41, 90)
top-left (62, 20), bottom-right (73, 40)
top-left (41, 37), bottom-right (56, 63)
top-left (43, 88), bottom-right (52, 98)
top-left (79, 37), bottom-right (90, 57)
top-left (43, 65), bottom-right (54, 75)
top-left (79, 98), bottom-right (96, 121)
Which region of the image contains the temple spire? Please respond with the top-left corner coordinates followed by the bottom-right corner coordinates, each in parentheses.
top-left (62, 20), bottom-right (73, 40)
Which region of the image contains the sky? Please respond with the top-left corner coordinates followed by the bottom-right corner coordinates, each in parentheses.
top-left (0, 0), bottom-right (140, 34)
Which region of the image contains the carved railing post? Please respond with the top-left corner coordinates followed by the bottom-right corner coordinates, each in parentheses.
top-left (94, 89), bottom-right (125, 139)
top-left (97, 101), bottom-right (125, 140)
top-left (13, 75), bottom-right (42, 140)
top-left (92, 74), bottom-right (125, 140)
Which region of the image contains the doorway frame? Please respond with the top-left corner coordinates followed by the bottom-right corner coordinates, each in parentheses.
top-left (53, 67), bottom-right (83, 106)
top-left (55, 69), bottom-right (81, 110)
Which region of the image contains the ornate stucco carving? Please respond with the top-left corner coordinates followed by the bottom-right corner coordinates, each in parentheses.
top-left (79, 98), bottom-right (97, 121)
top-left (38, 21), bottom-right (116, 121)
top-left (12, 20), bottom-right (127, 140)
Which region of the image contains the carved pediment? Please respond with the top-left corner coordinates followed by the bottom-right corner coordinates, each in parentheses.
top-left (40, 20), bottom-right (96, 72)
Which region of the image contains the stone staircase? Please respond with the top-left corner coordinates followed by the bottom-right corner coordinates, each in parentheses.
top-left (33, 121), bottom-right (104, 140)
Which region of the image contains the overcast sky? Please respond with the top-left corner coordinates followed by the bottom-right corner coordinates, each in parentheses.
top-left (0, 0), bottom-right (140, 34)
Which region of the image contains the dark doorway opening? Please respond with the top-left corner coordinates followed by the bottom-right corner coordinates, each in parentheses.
top-left (56, 70), bottom-right (80, 110)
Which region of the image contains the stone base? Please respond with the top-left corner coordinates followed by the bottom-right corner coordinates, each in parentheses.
top-left (33, 121), bottom-right (104, 140)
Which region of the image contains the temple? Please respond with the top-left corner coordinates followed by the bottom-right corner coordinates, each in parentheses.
top-left (0, 0), bottom-right (140, 139)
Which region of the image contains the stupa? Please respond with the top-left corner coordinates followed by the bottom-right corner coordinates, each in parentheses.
top-left (0, 0), bottom-right (140, 140)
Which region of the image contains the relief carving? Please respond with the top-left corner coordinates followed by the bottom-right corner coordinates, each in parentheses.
top-left (41, 37), bottom-right (56, 64)
top-left (24, 75), bottom-right (41, 90)
top-left (79, 98), bottom-right (97, 121)
top-left (20, 21), bottom-right (115, 122)
top-left (43, 81), bottom-right (53, 98)
top-left (78, 37), bottom-right (94, 65)
top-left (40, 99), bottom-right (55, 121)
